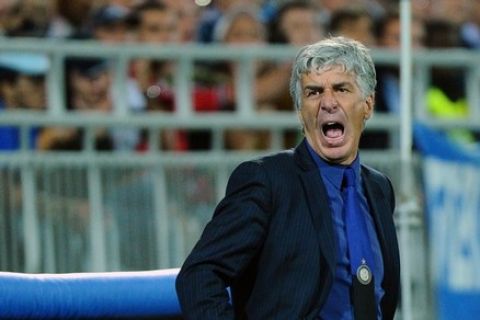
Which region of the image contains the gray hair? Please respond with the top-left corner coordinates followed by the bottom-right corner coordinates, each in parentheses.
top-left (289, 36), bottom-right (376, 110)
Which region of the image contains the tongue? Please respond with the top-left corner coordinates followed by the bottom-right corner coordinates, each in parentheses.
top-left (325, 127), bottom-right (343, 138)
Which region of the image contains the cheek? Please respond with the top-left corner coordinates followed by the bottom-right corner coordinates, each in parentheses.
top-left (302, 109), bottom-right (318, 128)
top-left (348, 105), bottom-right (367, 129)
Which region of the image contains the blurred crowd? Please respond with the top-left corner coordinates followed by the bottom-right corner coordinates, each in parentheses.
top-left (1, 0), bottom-right (479, 152)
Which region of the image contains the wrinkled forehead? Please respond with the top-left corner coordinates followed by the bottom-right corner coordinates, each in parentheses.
top-left (300, 63), bottom-right (365, 97)
top-left (302, 64), bottom-right (357, 84)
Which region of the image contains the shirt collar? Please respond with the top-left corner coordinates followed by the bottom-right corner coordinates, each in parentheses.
top-left (305, 140), bottom-right (361, 190)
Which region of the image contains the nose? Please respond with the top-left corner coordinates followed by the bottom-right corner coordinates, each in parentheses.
top-left (320, 90), bottom-right (338, 113)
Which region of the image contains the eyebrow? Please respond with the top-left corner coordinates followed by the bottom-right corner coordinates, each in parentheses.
top-left (332, 81), bottom-right (354, 89)
top-left (303, 81), bottom-right (354, 90)
top-left (304, 85), bottom-right (322, 91)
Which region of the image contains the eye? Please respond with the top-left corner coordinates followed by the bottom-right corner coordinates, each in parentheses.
top-left (305, 88), bottom-right (321, 97)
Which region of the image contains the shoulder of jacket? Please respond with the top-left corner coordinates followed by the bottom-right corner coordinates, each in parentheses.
top-left (249, 148), bottom-right (295, 166)
top-left (361, 164), bottom-right (394, 193)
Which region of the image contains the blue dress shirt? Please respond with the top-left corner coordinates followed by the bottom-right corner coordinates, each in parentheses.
top-left (305, 142), bottom-right (384, 320)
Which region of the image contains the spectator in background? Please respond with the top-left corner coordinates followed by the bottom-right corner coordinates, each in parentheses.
top-left (47, 0), bottom-right (94, 38)
top-left (267, 0), bottom-right (325, 148)
top-left (213, 4), bottom-right (292, 111)
top-left (184, 1), bottom-right (284, 150)
top-left (196, 0), bottom-right (248, 43)
top-left (128, 0), bottom-right (180, 111)
top-left (268, 1), bottom-right (324, 47)
top-left (1, 0), bottom-right (52, 37)
top-left (424, 19), bottom-right (465, 104)
top-left (128, 0), bottom-right (187, 151)
top-left (425, 19), bottom-right (476, 144)
top-left (0, 53), bottom-right (49, 150)
top-left (15, 68), bottom-right (47, 112)
top-left (409, 0), bottom-right (432, 21)
top-left (162, 0), bottom-right (203, 43)
top-left (328, 5), bottom-right (376, 47)
top-left (374, 9), bottom-right (425, 114)
top-left (37, 58), bottom-right (114, 151)
top-left (196, 0), bottom-right (270, 43)
top-left (0, 0), bottom-right (18, 36)
top-left (66, 58), bottom-right (112, 113)
top-left (1, 53), bottom-right (48, 109)
top-left (211, 4), bottom-right (275, 150)
top-left (313, 0), bottom-right (384, 24)
top-left (37, 55), bottom-right (142, 151)
top-left (267, 0), bottom-right (325, 111)
top-left (0, 53), bottom-right (48, 111)
top-left (429, 0), bottom-right (470, 27)
top-left (0, 66), bottom-right (17, 111)
top-left (51, 4), bottom-right (143, 151)
top-left (88, 3), bottom-right (130, 43)
top-left (460, 0), bottom-right (480, 49)
top-left (423, 19), bottom-right (476, 144)
top-left (359, 8), bottom-right (426, 149)
top-left (88, 2), bottom-right (144, 113)
top-left (0, 0), bottom-right (15, 18)
top-left (313, 0), bottom-right (350, 22)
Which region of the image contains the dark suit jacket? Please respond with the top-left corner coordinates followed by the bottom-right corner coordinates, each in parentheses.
top-left (176, 140), bottom-right (400, 320)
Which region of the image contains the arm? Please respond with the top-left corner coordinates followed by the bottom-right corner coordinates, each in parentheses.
top-left (175, 160), bottom-right (272, 320)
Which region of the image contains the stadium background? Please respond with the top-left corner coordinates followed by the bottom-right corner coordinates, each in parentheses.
top-left (1, 0), bottom-right (480, 319)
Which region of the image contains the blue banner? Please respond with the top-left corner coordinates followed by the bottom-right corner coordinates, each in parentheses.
top-left (414, 123), bottom-right (480, 320)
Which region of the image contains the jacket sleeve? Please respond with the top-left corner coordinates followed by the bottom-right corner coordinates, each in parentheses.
top-left (175, 160), bottom-right (272, 320)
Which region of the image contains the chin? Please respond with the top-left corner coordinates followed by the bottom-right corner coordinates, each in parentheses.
top-left (321, 144), bottom-right (356, 165)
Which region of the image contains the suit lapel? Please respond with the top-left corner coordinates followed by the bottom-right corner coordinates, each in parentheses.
top-left (294, 141), bottom-right (336, 275)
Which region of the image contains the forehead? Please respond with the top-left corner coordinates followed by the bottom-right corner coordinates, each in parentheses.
top-left (301, 65), bottom-right (356, 85)
top-left (283, 7), bottom-right (315, 21)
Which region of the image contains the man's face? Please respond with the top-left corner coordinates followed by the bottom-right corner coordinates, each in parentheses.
top-left (298, 65), bottom-right (374, 165)
top-left (16, 75), bottom-right (46, 110)
top-left (280, 8), bottom-right (323, 46)
top-left (137, 9), bottom-right (179, 43)
top-left (339, 16), bottom-right (375, 47)
top-left (225, 15), bottom-right (265, 44)
top-left (71, 70), bottom-right (111, 110)
top-left (94, 22), bottom-right (128, 43)
top-left (380, 18), bottom-right (425, 49)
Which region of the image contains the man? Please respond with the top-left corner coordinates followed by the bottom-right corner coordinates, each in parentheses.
top-left (0, 53), bottom-right (49, 150)
top-left (89, 4), bottom-right (130, 43)
top-left (127, 0), bottom-right (187, 151)
top-left (328, 6), bottom-right (376, 47)
top-left (128, 0), bottom-right (180, 112)
top-left (176, 36), bottom-right (400, 320)
top-left (268, 1), bottom-right (324, 46)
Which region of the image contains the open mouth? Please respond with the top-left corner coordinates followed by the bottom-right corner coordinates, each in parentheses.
top-left (322, 121), bottom-right (344, 139)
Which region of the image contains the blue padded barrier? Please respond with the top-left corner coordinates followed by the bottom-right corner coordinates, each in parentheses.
top-left (0, 268), bottom-right (181, 319)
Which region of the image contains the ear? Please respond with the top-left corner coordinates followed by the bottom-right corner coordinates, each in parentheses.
top-left (364, 94), bottom-right (375, 120)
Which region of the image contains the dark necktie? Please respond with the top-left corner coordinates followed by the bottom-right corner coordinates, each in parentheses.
top-left (343, 167), bottom-right (376, 320)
